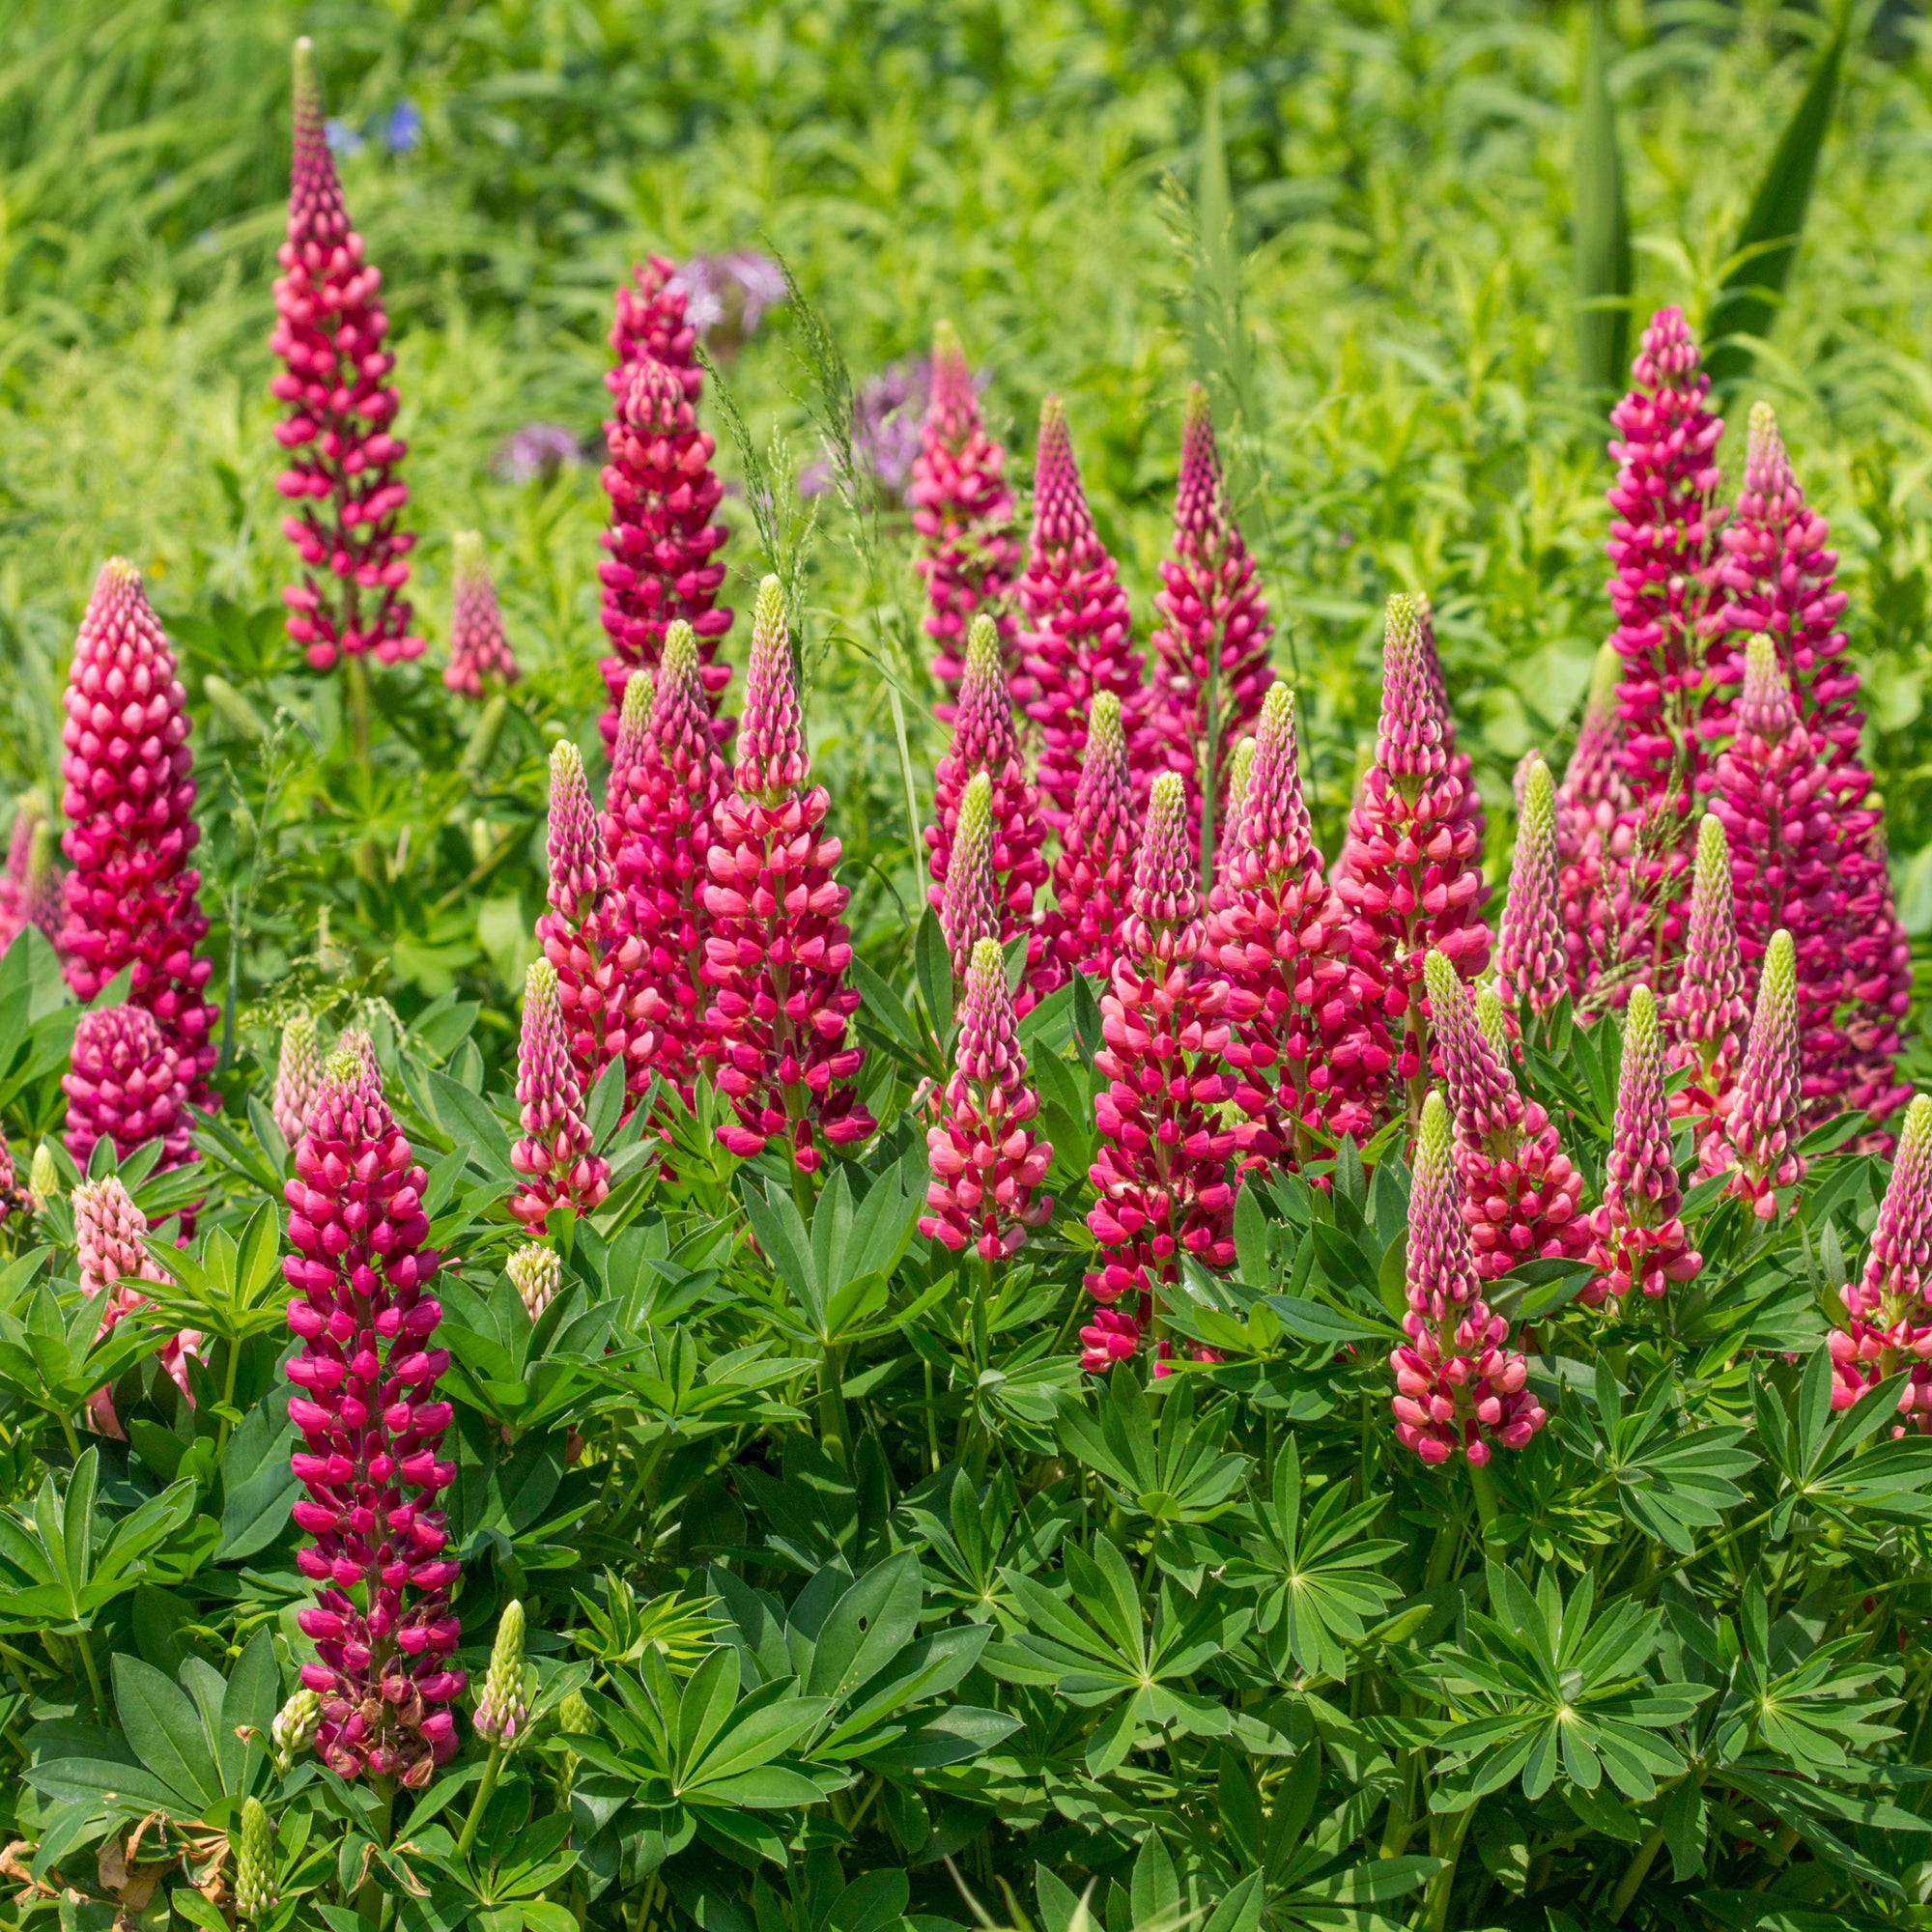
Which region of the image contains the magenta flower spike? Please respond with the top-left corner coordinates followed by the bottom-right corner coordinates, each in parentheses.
top-left (912, 323), bottom-right (1019, 722)
top-left (1702, 928), bottom-right (1805, 1217)
top-left (0, 792), bottom-right (55, 954)
top-left (926, 614), bottom-right (1054, 998)
top-left (1422, 950), bottom-right (1585, 1277)
top-left (701, 579), bottom-right (873, 1172)
top-left (271, 41), bottom-right (420, 671)
top-left (607, 624), bottom-right (727, 1106)
top-left (597, 348), bottom-right (733, 750)
top-left (1494, 755), bottom-right (1566, 1018)
top-left (1332, 593), bottom-right (1491, 1120)
top-left (608, 255), bottom-right (699, 406)
top-left (74, 1174), bottom-right (198, 1435)
top-left (63, 1004), bottom-right (192, 1174)
top-left (282, 1049), bottom-right (465, 1789)
top-left (1584, 984), bottom-right (1702, 1304)
top-left (536, 741), bottom-right (649, 1107)
top-left (1147, 384), bottom-right (1274, 823)
top-left (1415, 596), bottom-right (1485, 853)
top-left (1830, 1093), bottom-right (1932, 1423)
top-left (1665, 812), bottom-right (1748, 1136)
top-left (442, 532), bottom-right (520, 696)
top-left (940, 773), bottom-right (1000, 981)
top-left (273, 1016), bottom-right (322, 1147)
top-left (1043, 691), bottom-right (1137, 980)
top-left (1082, 772), bottom-right (1236, 1373)
top-left (509, 959), bottom-right (611, 1230)
top-left (59, 559), bottom-right (218, 1102)
top-left (1389, 1091), bottom-right (1547, 1465)
top-left (1015, 395), bottom-right (1151, 824)
top-left (1206, 684), bottom-right (1390, 1164)
top-left (921, 937), bottom-right (1055, 1258)
top-left (1555, 641), bottom-right (1635, 1002)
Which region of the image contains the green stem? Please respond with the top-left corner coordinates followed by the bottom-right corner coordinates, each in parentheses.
top-left (1424, 1802), bottom-right (1477, 1932)
top-left (55, 1408), bottom-right (80, 1464)
top-left (1607, 1821), bottom-right (1666, 1921)
top-left (215, 1338), bottom-right (242, 1455)
top-left (817, 1342), bottom-right (850, 1468)
top-left (1199, 646), bottom-right (1221, 897)
top-left (345, 655), bottom-right (372, 781)
top-left (77, 1627), bottom-right (107, 1720)
top-left (455, 1744), bottom-right (505, 1863)
top-left (356, 1778), bottom-right (395, 1928)
top-left (1468, 1458), bottom-right (1499, 1533)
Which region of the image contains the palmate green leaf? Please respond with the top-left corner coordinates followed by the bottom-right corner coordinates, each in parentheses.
top-left (1222, 1440), bottom-right (1403, 1680)
top-left (1056, 1368), bottom-right (1249, 1526)
top-left (1755, 1356), bottom-right (1932, 1535)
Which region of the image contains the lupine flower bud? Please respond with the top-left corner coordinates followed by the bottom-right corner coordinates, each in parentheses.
top-left (73, 1175), bottom-right (197, 1436)
top-left (1146, 384), bottom-right (1274, 826)
top-left (1389, 1092), bottom-right (1546, 1464)
top-left (507, 1245), bottom-right (559, 1321)
top-left (1043, 692), bottom-right (1137, 980)
top-left (1830, 1093), bottom-right (1932, 1422)
top-left (0, 792), bottom-right (59, 954)
top-left (1332, 594), bottom-right (1490, 1115)
top-left (1584, 984), bottom-right (1701, 1303)
top-left (28, 1143), bottom-right (58, 1210)
top-left (701, 581), bottom-right (873, 1171)
top-left (284, 1048), bottom-right (464, 1789)
top-left (442, 532), bottom-right (520, 696)
top-left (334, 1026), bottom-right (379, 1086)
top-left (1666, 813), bottom-right (1748, 1136)
top-left (1603, 308), bottom-right (1726, 967)
top-left (63, 1004), bottom-right (192, 1173)
top-left (273, 1015), bottom-right (322, 1146)
top-left (1494, 757), bottom-right (1565, 1017)
top-left (606, 623), bottom-right (726, 1104)
top-left (1016, 396), bottom-right (1151, 823)
top-left (537, 741), bottom-right (650, 1106)
top-left (1474, 986), bottom-right (1513, 1066)
top-left (510, 960), bottom-right (610, 1229)
top-left (940, 773), bottom-right (1000, 980)
top-left (927, 615), bottom-right (1053, 1003)
top-left (1206, 684), bottom-right (1389, 1162)
top-left (235, 1797), bottom-right (276, 1921)
top-left (1216, 735), bottom-right (1258, 888)
top-left (59, 560), bottom-right (217, 1100)
top-left (473, 1600), bottom-right (528, 1747)
top-left (1703, 928), bottom-right (1805, 1217)
top-left (1083, 773), bottom-right (1236, 1371)
top-left (921, 938), bottom-right (1053, 1258)
top-left (1415, 596), bottom-right (1486, 853)
top-left (1422, 951), bottom-right (1585, 1276)
top-left (1555, 640), bottom-right (1634, 1001)
top-left (271, 40), bottom-right (421, 670)
top-left (271, 1687), bottom-right (322, 1771)
top-left (597, 312), bottom-right (732, 748)
top-left (913, 323), bottom-right (1019, 722)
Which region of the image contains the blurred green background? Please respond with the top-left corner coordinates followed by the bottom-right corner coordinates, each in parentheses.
top-left (1, 0), bottom-right (1928, 1065)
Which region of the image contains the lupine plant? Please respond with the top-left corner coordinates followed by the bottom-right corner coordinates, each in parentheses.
top-left (5, 51), bottom-right (1932, 1927)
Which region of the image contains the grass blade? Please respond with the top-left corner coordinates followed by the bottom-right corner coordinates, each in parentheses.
top-left (1574, 0), bottom-right (1632, 394)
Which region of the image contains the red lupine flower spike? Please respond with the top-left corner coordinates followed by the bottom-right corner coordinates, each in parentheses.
top-left (920, 937), bottom-right (1054, 1258)
top-left (596, 326), bottom-right (732, 751)
top-left (63, 1003), bottom-right (192, 1174)
top-left (926, 614), bottom-right (1054, 1003)
top-left (59, 559), bottom-right (218, 1103)
top-left (608, 255), bottom-right (699, 405)
top-left (607, 624), bottom-right (726, 1105)
top-left (1830, 1092), bottom-right (1932, 1424)
top-left (509, 959), bottom-right (610, 1230)
top-left (283, 1048), bottom-right (464, 1789)
top-left (1147, 384), bottom-right (1274, 825)
top-left (1666, 812), bottom-right (1748, 1137)
top-left (1584, 983), bottom-right (1702, 1304)
top-left (1416, 596), bottom-right (1485, 852)
top-left (442, 532), bottom-right (519, 696)
top-left (1082, 771), bottom-right (1236, 1373)
top-left (1389, 1090), bottom-right (1546, 1465)
top-left (1207, 684), bottom-right (1389, 1163)
top-left (1702, 927), bottom-right (1805, 1217)
top-left (74, 1174), bottom-right (197, 1437)
top-left (0, 792), bottom-right (59, 955)
top-left (701, 579), bottom-right (873, 1172)
top-left (1495, 756), bottom-right (1565, 1018)
top-left (913, 323), bottom-right (1019, 724)
top-left (271, 40), bottom-right (421, 671)
top-left (1422, 950), bottom-right (1585, 1277)
top-left (1332, 593), bottom-right (1490, 1122)
top-left (1555, 640), bottom-right (1635, 1001)
top-left (535, 741), bottom-right (650, 1104)
top-left (1016, 395), bottom-right (1150, 822)
top-left (1043, 691), bottom-right (1137, 980)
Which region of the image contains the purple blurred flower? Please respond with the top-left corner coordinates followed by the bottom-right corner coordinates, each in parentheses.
top-left (381, 99), bottom-right (422, 154)
top-left (802, 354), bottom-right (987, 508)
top-left (668, 251), bottom-right (786, 341)
top-left (490, 423), bottom-right (587, 486)
top-left (324, 118), bottom-right (363, 157)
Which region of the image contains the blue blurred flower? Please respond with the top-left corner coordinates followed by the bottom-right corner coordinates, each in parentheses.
top-left (325, 119), bottom-right (364, 157)
top-left (380, 99), bottom-right (422, 154)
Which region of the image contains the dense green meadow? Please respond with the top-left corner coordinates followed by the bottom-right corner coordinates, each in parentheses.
top-left (6, 0), bottom-right (1932, 1059)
